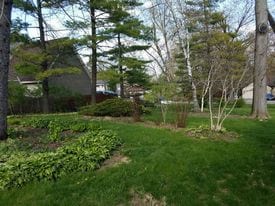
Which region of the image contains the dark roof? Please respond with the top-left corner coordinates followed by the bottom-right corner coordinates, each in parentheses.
top-left (9, 38), bottom-right (88, 83)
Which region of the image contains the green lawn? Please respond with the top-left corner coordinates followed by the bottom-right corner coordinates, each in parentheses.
top-left (0, 106), bottom-right (275, 205)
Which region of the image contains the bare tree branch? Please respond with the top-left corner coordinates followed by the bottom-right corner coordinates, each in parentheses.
top-left (268, 10), bottom-right (275, 33)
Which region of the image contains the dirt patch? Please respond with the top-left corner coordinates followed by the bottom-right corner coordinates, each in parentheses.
top-left (82, 115), bottom-right (134, 123)
top-left (130, 190), bottom-right (167, 206)
top-left (99, 152), bottom-right (131, 171)
top-left (136, 121), bottom-right (183, 131)
top-left (11, 127), bottom-right (64, 151)
top-left (21, 127), bottom-right (48, 138)
top-left (184, 126), bottom-right (239, 142)
top-left (61, 130), bottom-right (75, 137)
top-left (81, 116), bottom-right (184, 131)
top-left (47, 142), bottom-right (63, 150)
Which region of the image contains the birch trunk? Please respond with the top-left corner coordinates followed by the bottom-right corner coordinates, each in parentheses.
top-left (183, 40), bottom-right (200, 112)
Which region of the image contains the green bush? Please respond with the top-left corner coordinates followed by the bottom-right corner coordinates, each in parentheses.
top-left (79, 98), bottom-right (133, 117)
top-left (235, 98), bottom-right (246, 108)
top-left (8, 82), bottom-right (27, 114)
top-left (141, 100), bottom-right (155, 108)
top-left (0, 129), bottom-right (120, 190)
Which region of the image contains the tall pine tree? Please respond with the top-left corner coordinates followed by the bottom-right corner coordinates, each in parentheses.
top-left (103, 1), bottom-right (151, 97)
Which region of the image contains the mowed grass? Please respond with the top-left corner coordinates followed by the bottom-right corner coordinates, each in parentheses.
top-left (0, 105), bottom-right (275, 206)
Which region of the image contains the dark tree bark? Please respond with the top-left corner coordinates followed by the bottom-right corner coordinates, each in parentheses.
top-left (0, 0), bottom-right (13, 140)
top-left (37, 0), bottom-right (49, 113)
top-left (252, 0), bottom-right (269, 119)
top-left (268, 10), bottom-right (275, 33)
top-left (90, 3), bottom-right (97, 104)
top-left (118, 33), bottom-right (124, 98)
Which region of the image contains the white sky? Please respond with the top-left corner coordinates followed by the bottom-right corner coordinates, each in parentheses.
top-left (12, 0), bottom-right (275, 75)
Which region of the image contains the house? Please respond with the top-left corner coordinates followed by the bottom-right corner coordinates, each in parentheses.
top-left (96, 80), bottom-right (108, 92)
top-left (116, 82), bottom-right (145, 98)
top-left (8, 39), bottom-right (92, 96)
top-left (242, 83), bottom-right (273, 103)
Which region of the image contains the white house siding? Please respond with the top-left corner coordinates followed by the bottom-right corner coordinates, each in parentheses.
top-left (242, 83), bottom-right (271, 103)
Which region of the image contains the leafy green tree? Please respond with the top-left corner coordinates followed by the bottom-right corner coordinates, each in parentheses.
top-left (13, 0), bottom-right (61, 112)
top-left (185, 0), bottom-right (249, 131)
top-left (12, 39), bottom-right (81, 93)
top-left (145, 81), bottom-right (177, 124)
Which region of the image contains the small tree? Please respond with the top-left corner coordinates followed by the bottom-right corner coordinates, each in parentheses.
top-left (207, 33), bottom-right (248, 131)
top-left (145, 81), bottom-right (177, 124)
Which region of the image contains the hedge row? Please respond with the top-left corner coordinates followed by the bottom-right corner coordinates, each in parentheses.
top-left (79, 98), bottom-right (133, 117)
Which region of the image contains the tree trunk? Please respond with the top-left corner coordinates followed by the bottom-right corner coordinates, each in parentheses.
top-left (200, 96), bottom-right (205, 112)
top-left (37, 0), bottom-right (49, 113)
top-left (186, 54), bottom-right (199, 112)
top-left (118, 33), bottom-right (124, 98)
top-left (0, 0), bottom-right (13, 140)
top-left (252, 0), bottom-right (269, 120)
top-left (182, 38), bottom-right (199, 112)
top-left (90, 4), bottom-right (97, 104)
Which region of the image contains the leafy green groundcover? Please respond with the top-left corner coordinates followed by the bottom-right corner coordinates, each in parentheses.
top-left (0, 129), bottom-right (120, 190)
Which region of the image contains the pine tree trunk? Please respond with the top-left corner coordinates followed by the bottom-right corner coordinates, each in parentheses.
top-left (90, 4), bottom-right (97, 104)
top-left (118, 33), bottom-right (124, 98)
top-left (0, 0), bottom-right (12, 140)
top-left (37, 0), bottom-right (49, 113)
top-left (252, 0), bottom-right (269, 120)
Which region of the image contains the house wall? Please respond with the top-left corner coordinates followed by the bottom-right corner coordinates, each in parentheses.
top-left (242, 83), bottom-right (271, 102)
top-left (48, 52), bottom-right (92, 95)
top-left (96, 84), bottom-right (106, 92)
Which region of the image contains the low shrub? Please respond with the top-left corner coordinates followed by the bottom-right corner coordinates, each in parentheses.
top-left (48, 121), bottom-right (63, 142)
top-left (22, 117), bottom-right (51, 128)
top-left (0, 129), bottom-right (120, 190)
top-left (7, 118), bottom-right (21, 126)
top-left (22, 116), bottom-right (81, 130)
top-left (142, 106), bottom-right (152, 115)
top-left (7, 128), bottom-right (18, 139)
top-left (234, 98), bottom-right (246, 108)
top-left (79, 98), bottom-right (133, 117)
top-left (141, 100), bottom-right (155, 108)
top-left (70, 122), bottom-right (88, 132)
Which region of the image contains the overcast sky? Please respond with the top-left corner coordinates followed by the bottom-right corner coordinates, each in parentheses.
top-left (12, 0), bottom-right (275, 70)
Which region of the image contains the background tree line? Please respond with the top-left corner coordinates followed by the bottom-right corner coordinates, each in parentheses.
top-left (0, 0), bottom-right (274, 139)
